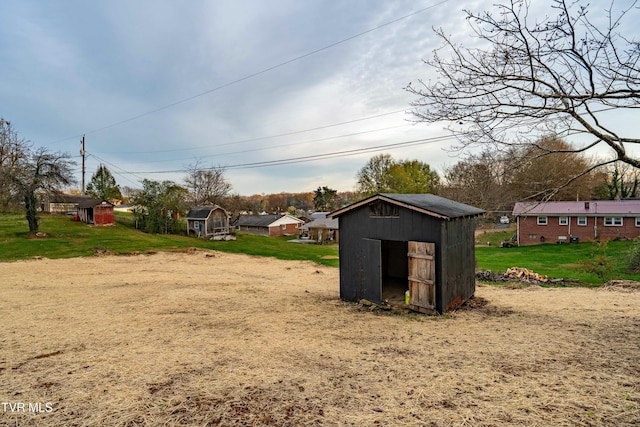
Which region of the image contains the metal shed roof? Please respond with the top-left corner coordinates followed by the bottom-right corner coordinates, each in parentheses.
top-left (77, 199), bottom-right (113, 209)
top-left (186, 206), bottom-right (227, 220)
top-left (328, 193), bottom-right (484, 220)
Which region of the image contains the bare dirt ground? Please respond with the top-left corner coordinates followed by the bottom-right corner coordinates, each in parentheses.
top-left (1, 250), bottom-right (639, 426)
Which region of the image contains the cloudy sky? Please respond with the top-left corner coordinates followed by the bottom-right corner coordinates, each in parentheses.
top-left (0, 1), bottom-right (636, 195)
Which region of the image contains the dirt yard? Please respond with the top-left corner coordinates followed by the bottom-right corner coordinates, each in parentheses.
top-left (1, 250), bottom-right (639, 426)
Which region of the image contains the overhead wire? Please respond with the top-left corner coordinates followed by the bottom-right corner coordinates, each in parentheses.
top-left (101, 123), bottom-right (413, 164)
top-left (46, 1), bottom-right (448, 146)
top-left (114, 133), bottom-right (458, 174)
top-left (73, 1), bottom-right (453, 183)
top-left (87, 154), bottom-right (147, 187)
top-left (94, 109), bottom-right (409, 155)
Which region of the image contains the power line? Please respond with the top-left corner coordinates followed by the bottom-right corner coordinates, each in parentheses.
top-left (101, 123), bottom-right (412, 165)
top-left (87, 154), bottom-right (147, 187)
top-left (226, 136), bottom-right (453, 169)
top-left (95, 109), bottom-right (409, 155)
top-left (115, 133), bottom-right (457, 174)
top-left (46, 1), bottom-right (448, 145)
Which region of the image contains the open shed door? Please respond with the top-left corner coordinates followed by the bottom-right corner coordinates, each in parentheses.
top-left (408, 241), bottom-right (435, 312)
top-left (359, 238), bottom-right (382, 303)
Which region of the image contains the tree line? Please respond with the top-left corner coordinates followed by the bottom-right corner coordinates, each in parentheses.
top-left (1, 112), bottom-right (637, 235)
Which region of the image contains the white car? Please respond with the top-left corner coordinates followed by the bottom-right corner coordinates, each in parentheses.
top-left (499, 216), bottom-right (510, 224)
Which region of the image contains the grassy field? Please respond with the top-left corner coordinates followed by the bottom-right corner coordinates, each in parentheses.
top-left (0, 213), bottom-right (340, 267)
top-left (474, 228), bottom-right (640, 284)
top-left (1, 212), bottom-right (638, 284)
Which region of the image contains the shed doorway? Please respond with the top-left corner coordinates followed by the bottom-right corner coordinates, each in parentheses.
top-left (381, 240), bottom-right (408, 304)
top-left (379, 240), bottom-right (436, 311)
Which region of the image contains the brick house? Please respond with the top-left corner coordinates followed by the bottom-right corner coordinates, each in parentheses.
top-left (512, 200), bottom-right (640, 246)
top-left (234, 214), bottom-right (305, 237)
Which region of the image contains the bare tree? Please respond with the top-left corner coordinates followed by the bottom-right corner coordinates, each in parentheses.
top-left (441, 150), bottom-right (507, 211)
top-left (0, 118), bottom-right (30, 211)
top-left (407, 0), bottom-right (640, 186)
top-left (443, 138), bottom-right (600, 212)
top-left (184, 159), bottom-right (232, 206)
top-left (506, 137), bottom-right (597, 201)
top-left (593, 161), bottom-right (640, 199)
top-left (12, 148), bottom-right (76, 233)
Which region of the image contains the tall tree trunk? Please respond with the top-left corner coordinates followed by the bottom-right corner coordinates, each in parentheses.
top-left (24, 192), bottom-right (39, 233)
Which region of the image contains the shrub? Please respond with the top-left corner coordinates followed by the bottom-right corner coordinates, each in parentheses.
top-left (627, 240), bottom-right (640, 273)
top-left (580, 241), bottom-right (613, 283)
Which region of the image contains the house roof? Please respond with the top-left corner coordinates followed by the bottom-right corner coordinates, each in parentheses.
top-left (186, 205), bottom-right (227, 220)
top-left (235, 214), bottom-right (304, 227)
top-left (513, 200), bottom-right (640, 216)
top-left (77, 199), bottom-right (113, 209)
top-left (301, 212), bottom-right (339, 230)
top-left (47, 194), bottom-right (93, 204)
top-left (328, 193), bottom-right (485, 220)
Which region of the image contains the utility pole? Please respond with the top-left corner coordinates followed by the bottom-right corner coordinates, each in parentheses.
top-left (80, 135), bottom-right (86, 195)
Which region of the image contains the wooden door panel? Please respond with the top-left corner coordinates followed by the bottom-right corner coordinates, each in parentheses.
top-left (408, 241), bottom-right (435, 311)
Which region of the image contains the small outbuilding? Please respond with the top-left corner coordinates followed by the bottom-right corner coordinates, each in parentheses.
top-left (300, 212), bottom-right (339, 244)
top-left (43, 193), bottom-right (94, 214)
top-left (234, 214), bottom-right (305, 237)
top-left (328, 193), bottom-right (484, 314)
top-left (77, 199), bottom-right (115, 226)
top-left (186, 206), bottom-right (231, 239)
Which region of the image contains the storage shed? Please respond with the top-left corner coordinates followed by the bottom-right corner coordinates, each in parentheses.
top-left (186, 206), bottom-right (230, 239)
top-left (328, 193), bottom-right (484, 314)
top-left (77, 199), bottom-right (115, 226)
top-left (300, 212), bottom-right (339, 244)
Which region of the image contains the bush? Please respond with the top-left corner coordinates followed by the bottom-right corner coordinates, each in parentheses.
top-left (627, 240), bottom-right (640, 273)
top-left (580, 241), bottom-right (613, 283)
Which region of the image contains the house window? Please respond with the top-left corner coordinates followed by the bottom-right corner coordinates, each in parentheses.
top-left (636, 217), bottom-right (640, 227)
top-left (282, 224), bottom-right (287, 230)
top-left (369, 201), bottom-right (399, 218)
top-left (559, 217), bottom-right (568, 225)
top-left (537, 216), bottom-right (548, 225)
top-left (577, 217), bottom-right (587, 226)
top-left (604, 217), bottom-right (623, 226)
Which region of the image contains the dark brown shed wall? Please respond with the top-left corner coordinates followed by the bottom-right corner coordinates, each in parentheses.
top-left (337, 204), bottom-right (477, 313)
top-left (441, 217), bottom-right (477, 311)
top-left (339, 206), bottom-right (442, 310)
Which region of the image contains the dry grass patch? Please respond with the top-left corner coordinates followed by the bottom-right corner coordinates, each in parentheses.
top-left (1, 251), bottom-right (639, 426)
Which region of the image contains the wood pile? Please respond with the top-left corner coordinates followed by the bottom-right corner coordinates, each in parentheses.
top-left (504, 267), bottom-right (548, 283)
top-left (476, 267), bottom-right (548, 284)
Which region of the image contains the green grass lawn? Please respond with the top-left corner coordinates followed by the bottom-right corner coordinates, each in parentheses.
top-left (474, 226), bottom-right (640, 284)
top-left (0, 213), bottom-right (340, 267)
top-left (1, 212), bottom-right (638, 284)
top-left (475, 240), bottom-right (638, 285)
